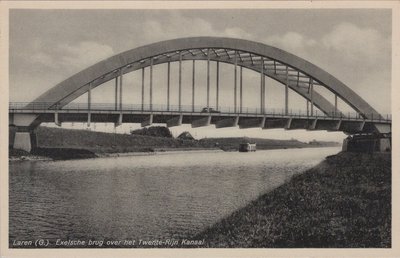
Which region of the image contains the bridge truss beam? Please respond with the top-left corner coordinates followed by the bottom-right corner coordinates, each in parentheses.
top-left (40, 50), bottom-right (337, 120)
top-left (21, 37), bottom-right (386, 134)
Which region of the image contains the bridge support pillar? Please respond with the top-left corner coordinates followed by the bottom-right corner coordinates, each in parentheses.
top-left (373, 124), bottom-right (391, 133)
top-left (10, 126), bottom-right (37, 153)
top-left (87, 113), bottom-right (91, 127)
top-left (308, 119), bottom-right (318, 130)
top-left (263, 118), bottom-right (290, 129)
top-left (314, 119), bottom-right (341, 131)
top-left (192, 116), bottom-right (211, 128)
top-left (166, 115), bottom-right (183, 128)
top-left (141, 114), bottom-right (153, 127)
top-left (285, 118), bottom-right (292, 129)
top-left (286, 118), bottom-right (314, 130)
top-left (339, 120), bottom-right (365, 134)
top-left (9, 114), bottom-right (39, 152)
top-left (239, 117), bottom-right (265, 129)
top-left (114, 113), bottom-right (123, 127)
top-left (54, 112), bottom-right (61, 127)
top-left (215, 116), bottom-right (239, 129)
top-left (335, 120), bottom-right (342, 131)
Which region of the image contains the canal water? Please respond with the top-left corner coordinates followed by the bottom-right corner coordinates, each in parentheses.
top-left (9, 147), bottom-right (340, 247)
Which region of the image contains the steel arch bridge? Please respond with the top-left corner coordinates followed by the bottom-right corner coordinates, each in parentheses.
top-left (9, 37), bottom-right (391, 151)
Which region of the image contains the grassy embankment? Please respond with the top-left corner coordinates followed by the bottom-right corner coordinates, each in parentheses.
top-left (199, 137), bottom-right (339, 151)
top-left (195, 152), bottom-right (391, 248)
top-left (36, 126), bottom-right (206, 153)
top-left (9, 126), bottom-right (338, 160)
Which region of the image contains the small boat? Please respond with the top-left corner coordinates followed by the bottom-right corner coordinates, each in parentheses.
top-left (239, 143), bottom-right (256, 152)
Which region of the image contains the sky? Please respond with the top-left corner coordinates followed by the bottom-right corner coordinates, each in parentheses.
top-left (9, 8), bottom-right (392, 142)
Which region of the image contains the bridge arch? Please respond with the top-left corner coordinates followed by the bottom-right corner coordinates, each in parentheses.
top-left (31, 37), bottom-right (381, 119)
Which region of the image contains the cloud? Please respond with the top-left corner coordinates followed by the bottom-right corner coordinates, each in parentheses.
top-left (136, 15), bottom-right (390, 73)
top-left (264, 32), bottom-right (317, 54)
top-left (255, 22), bottom-right (391, 114)
top-left (30, 52), bottom-right (53, 67)
top-left (263, 22), bottom-right (390, 68)
top-left (140, 14), bottom-right (218, 43)
top-left (29, 41), bottom-right (114, 75)
top-left (21, 18), bottom-right (390, 114)
top-left (58, 41), bottom-right (114, 70)
top-left (138, 13), bottom-right (255, 45)
top-left (222, 27), bottom-right (254, 39)
top-left (321, 22), bottom-right (390, 65)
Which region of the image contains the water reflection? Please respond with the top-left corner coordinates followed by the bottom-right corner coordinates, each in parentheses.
top-left (9, 147), bottom-right (340, 245)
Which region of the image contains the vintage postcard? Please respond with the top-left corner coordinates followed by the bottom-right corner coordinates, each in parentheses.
top-left (1, 1), bottom-right (399, 258)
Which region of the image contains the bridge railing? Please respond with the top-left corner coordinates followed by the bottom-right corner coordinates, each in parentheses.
top-left (9, 102), bottom-right (392, 122)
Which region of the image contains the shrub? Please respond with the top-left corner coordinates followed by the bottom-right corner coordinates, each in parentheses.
top-left (130, 126), bottom-right (173, 138)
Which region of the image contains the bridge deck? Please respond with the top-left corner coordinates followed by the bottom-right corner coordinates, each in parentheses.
top-left (9, 102), bottom-right (391, 124)
top-left (9, 103), bottom-right (391, 135)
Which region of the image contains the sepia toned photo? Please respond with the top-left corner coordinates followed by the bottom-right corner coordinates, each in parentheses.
top-left (1, 1), bottom-right (399, 257)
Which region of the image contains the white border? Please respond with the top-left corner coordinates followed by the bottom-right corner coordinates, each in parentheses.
top-left (1, 1), bottom-right (399, 257)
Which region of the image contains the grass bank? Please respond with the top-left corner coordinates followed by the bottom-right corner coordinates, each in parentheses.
top-left (10, 126), bottom-right (339, 160)
top-left (199, 137), bottom-right (339, 151)
top-left (195, 152), bottom-right (391, 248)
top-left (35, 126), bottom-right (204, 154)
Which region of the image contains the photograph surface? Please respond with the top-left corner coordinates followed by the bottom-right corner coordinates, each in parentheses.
top-left (4, 3), bottom-right (395, 254)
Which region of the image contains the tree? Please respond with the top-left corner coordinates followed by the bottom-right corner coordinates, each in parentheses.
top-left (130, 126), bottom-right (173, 138)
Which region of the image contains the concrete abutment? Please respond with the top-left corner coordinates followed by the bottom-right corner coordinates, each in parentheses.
top-left (9, 126), bottom-right (38, 152)
top-left (9, 114), bottom-right (40, 153)
top-left (342, 133), bottom-right (391, 153)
